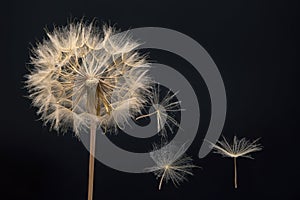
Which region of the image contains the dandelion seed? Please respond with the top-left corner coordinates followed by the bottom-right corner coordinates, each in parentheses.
top-left (136, 85), bottom-right (183, 137)
top-left (207, 136), bottom-right (263, 188)
top-left (145, 142), bottom-right (199, 190)
top-left (25, 20), bottom-right (152, 200)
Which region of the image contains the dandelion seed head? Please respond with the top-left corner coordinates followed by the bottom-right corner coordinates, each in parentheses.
top-left (26, 21), bottom-right (152, 134)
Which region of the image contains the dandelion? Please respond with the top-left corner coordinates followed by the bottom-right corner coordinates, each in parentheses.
top-left (145, 142), bottom-right (199, 190)
top-left (136, 85), bottom-right (183, 137)
top-left (25, 21), bottom-right (152, 200)
top-left (207, 136), bottom-right (263, 188)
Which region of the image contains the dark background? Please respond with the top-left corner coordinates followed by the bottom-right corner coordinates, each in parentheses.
top-left (1, 0), bottom-right (299, 199)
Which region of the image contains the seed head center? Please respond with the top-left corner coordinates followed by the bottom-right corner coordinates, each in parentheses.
top-left (85, 77), bottom-right (99, 88)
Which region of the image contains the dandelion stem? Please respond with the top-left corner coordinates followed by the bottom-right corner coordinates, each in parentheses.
top-left (159, 166), bottom-right (168, 190)
top-left (234, 157), bottom-right (237, 189)
top-left (88, 123), bottom-right (96, 200)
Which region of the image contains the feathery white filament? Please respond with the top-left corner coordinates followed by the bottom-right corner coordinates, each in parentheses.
top-left (207, 135), bottom-right (262, 188)
top-left (145, 143), bottom-right (199, 190)
top-left (208, 136), bottom-right (262, 158)
top-left (136, 86), bottom-right (183, 136)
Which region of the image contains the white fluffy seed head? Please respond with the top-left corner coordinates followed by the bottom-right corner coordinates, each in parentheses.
top-left (26, 21), bottom-right (152, 135)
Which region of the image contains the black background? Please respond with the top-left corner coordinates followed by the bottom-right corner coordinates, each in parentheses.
top-left (1, 0), bottom-right (299, 199)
